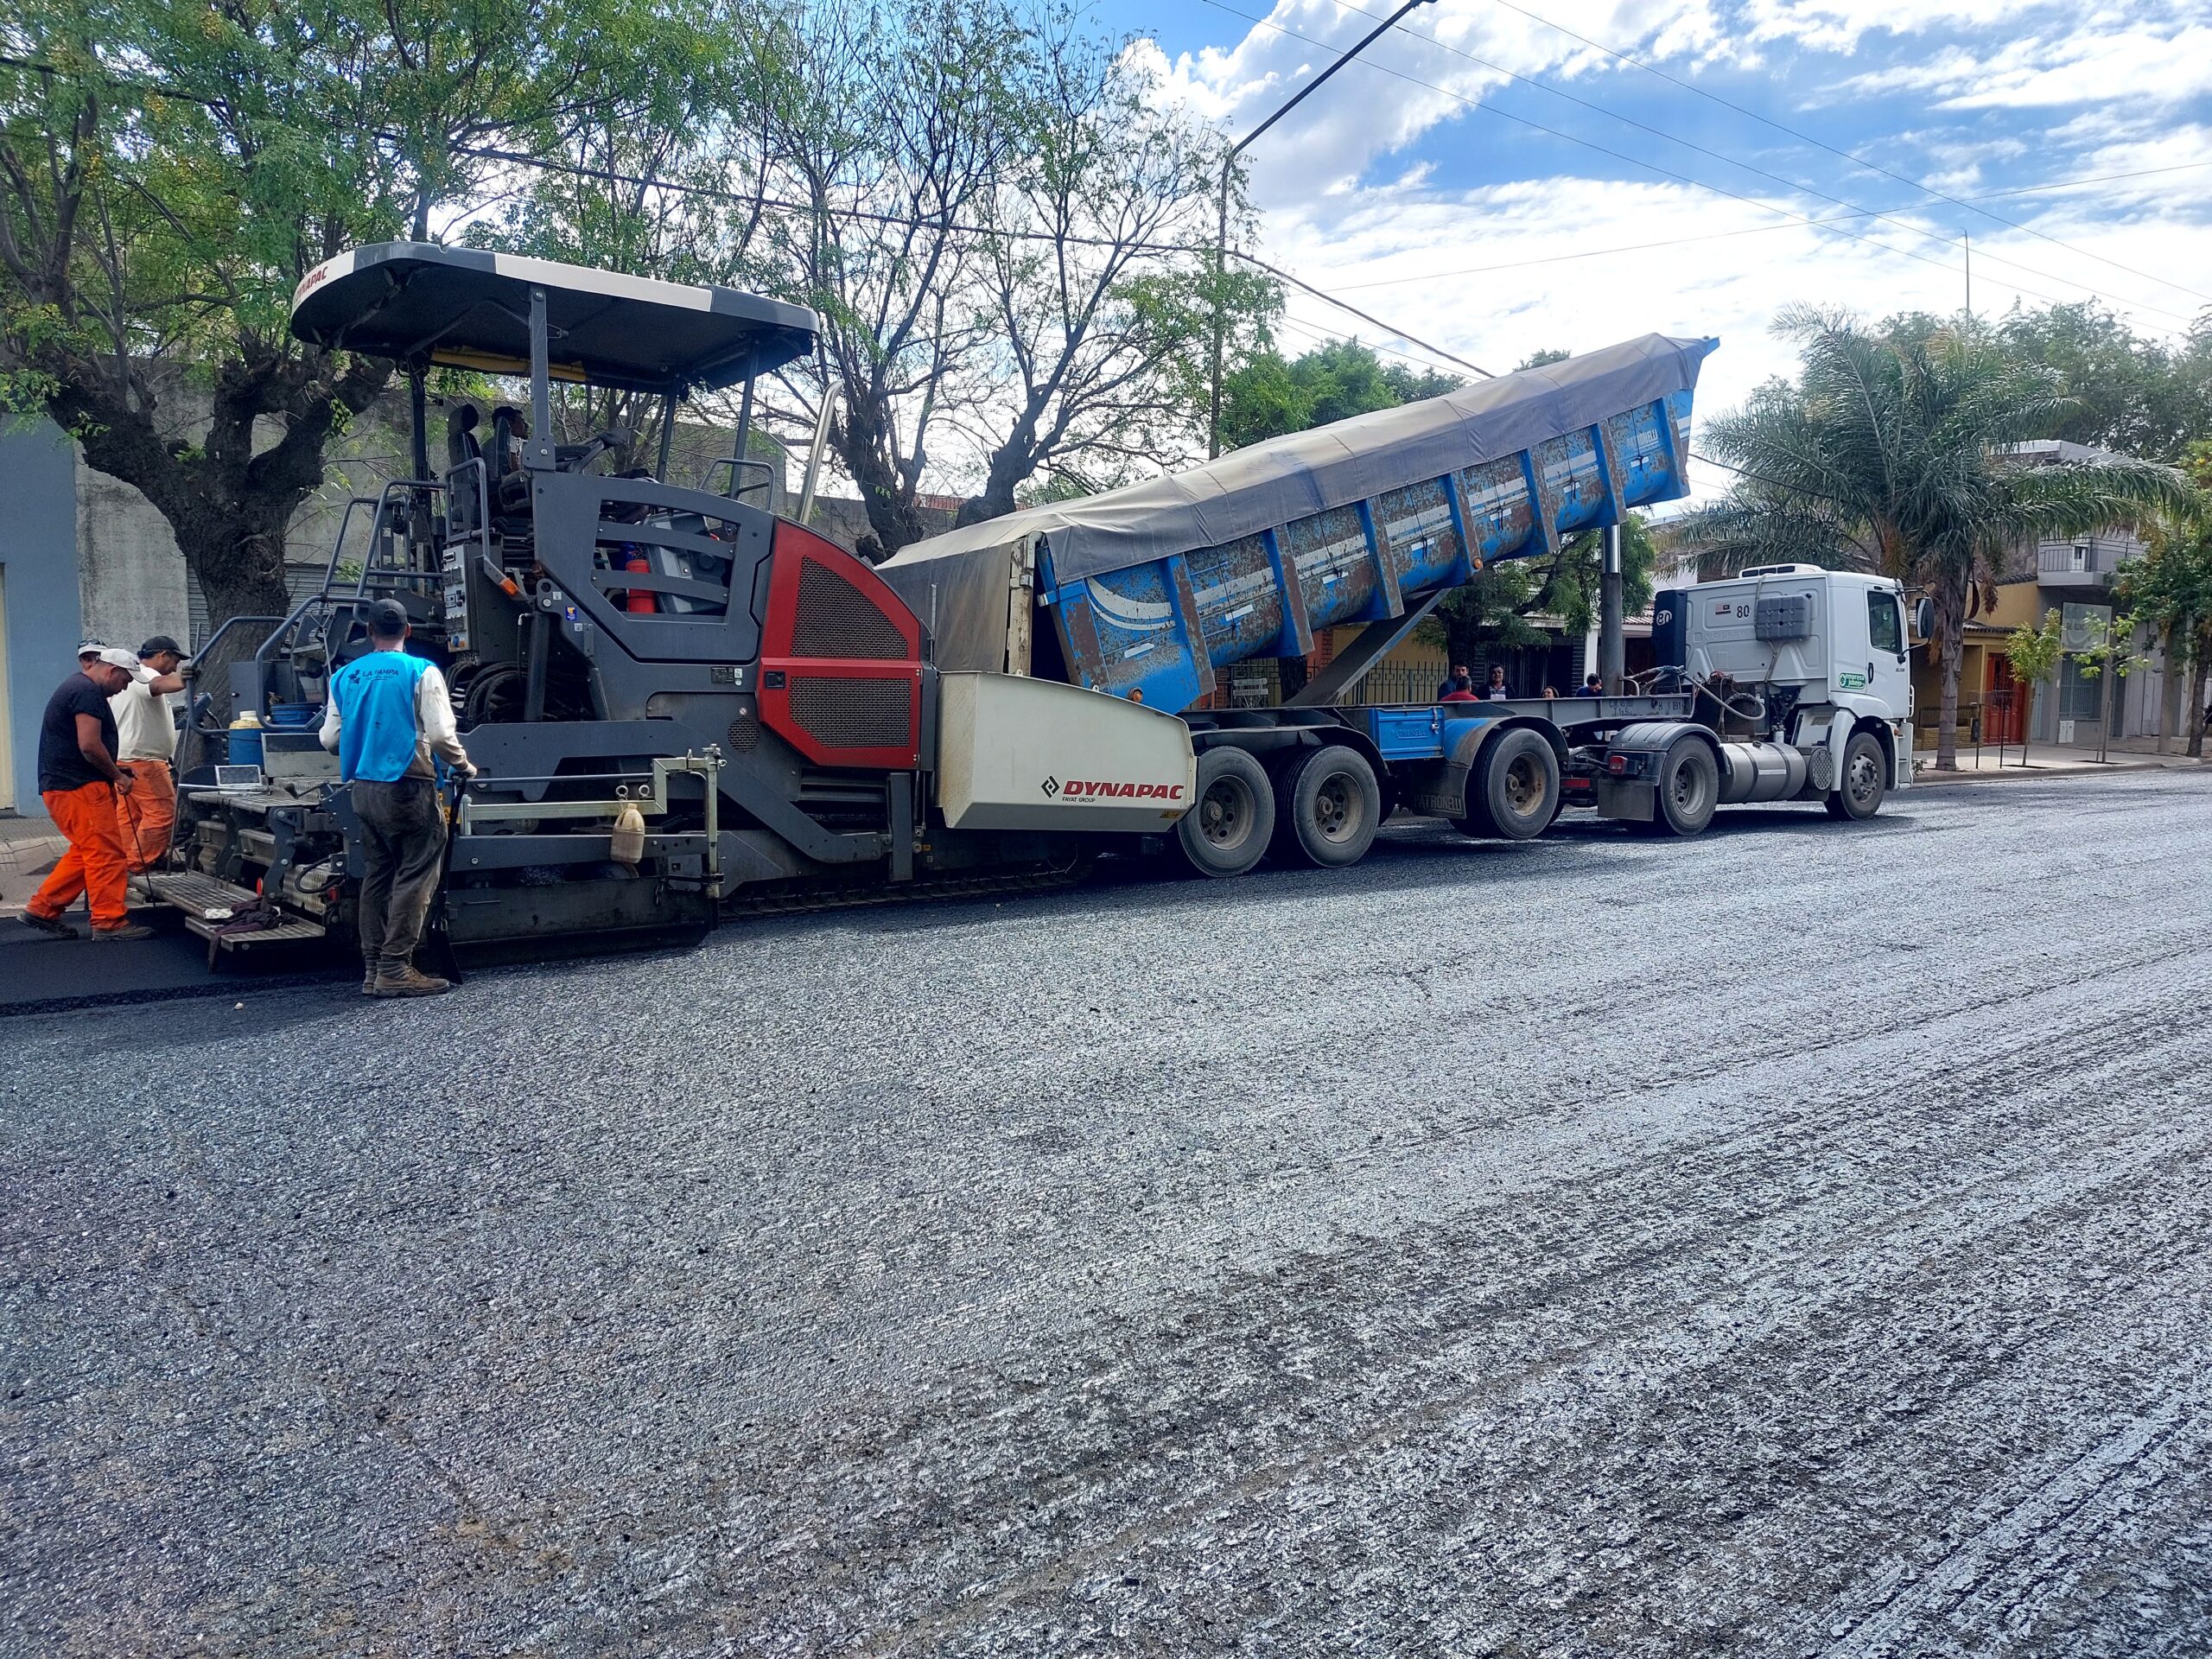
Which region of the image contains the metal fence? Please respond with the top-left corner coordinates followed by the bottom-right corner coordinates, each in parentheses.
top-left (1335, 664), bottom-right (1452, 707)
top-left (1912, 690), bottom-right (2024, 760)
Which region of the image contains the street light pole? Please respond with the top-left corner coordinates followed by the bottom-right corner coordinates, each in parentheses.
top-left (1208, 0), bottom-right (1437, 459)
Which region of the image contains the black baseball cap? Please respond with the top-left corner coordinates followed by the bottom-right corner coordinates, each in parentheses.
top-left (367, 599), bottom-right (410, 637)
top-left (138, 634), bottom-right (186, 659)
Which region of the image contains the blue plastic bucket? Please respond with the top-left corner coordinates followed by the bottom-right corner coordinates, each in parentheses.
top-left (228, 726), bottom-right (265, 766)
top-left (266, 702), bottom-right (321, 730)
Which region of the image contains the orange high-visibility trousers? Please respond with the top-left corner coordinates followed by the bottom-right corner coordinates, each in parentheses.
top-left (115, 758), bottom-right (175, 873)
top-left (30, 783), bottom-right (130, 931)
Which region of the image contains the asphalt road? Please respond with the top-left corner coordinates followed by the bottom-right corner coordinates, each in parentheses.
top-left (4, 771), bottom-right (2210, 1657)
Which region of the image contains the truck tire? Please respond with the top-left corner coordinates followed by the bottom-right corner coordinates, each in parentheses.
top-left (1175, 747), bottom-right (1275, 877)
top-left (1648, 738), bottom-right (1719, 836)
top-left (1824, 729), bottom-right (1888, 821)
top-left (1454, 728), bottom-right (1559, 841)
top-left (1271, 745), bottom-right (1382, 868)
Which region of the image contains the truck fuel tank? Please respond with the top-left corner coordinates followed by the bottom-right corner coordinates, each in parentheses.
top-left (1716, 741), bottom-right (1813, 805)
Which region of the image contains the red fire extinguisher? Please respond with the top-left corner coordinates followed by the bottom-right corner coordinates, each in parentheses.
top-left (624, 550), bottom-right (655, 614)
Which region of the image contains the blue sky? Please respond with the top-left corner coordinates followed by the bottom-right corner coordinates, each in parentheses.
top-left (1079, 0), bottom-right (2212, 435)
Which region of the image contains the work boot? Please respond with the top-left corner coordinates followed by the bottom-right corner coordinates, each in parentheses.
top-left (362, 963), bottom-right (380, 995)
top-left (370, 963), bottom-right (452, 998)
top-left (20, 910), bottom-right (79, 939)
top-left (92, 922), bottom-right (155, 941)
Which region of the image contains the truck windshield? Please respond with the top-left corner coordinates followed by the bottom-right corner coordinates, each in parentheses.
top-left (1868, 590), bottom-right (1904, 654)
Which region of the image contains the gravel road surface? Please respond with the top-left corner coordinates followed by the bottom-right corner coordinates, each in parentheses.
top-left (4, 772), bottom-right (2209, 1656)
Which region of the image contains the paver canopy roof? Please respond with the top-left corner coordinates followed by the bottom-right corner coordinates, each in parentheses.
top-left (290, 243), bottom-right (817, 394)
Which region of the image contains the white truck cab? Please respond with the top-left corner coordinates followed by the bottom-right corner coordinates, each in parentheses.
top-left (1631, 565), bottom-right (1914, 826)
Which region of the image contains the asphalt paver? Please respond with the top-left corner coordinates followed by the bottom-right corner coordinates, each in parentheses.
top-left (3, 772), bottom-right (2209, 1656)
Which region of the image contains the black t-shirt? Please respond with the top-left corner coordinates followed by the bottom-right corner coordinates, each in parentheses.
top-left (37, 672), bottom-right (119, 794)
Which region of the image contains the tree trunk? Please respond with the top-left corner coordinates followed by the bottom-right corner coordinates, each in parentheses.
top-left (956, 412), bottom-right (1038, 530)
top-left (836, 392), bottom-right (935, 556)
top-left (2158, 620), bottom-right (2183, 754)
top-left (1935, 601), bottom-right (1966, 771)
top-left (2190, 626), bottom-right (2209, 760)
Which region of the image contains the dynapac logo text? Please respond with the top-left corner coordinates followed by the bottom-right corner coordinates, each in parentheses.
top-left (1040, 776), bottom-right (1185, 801)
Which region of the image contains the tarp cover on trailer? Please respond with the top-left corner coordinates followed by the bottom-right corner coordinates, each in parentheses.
top-left (878, 333), bottom-right (1714, 673)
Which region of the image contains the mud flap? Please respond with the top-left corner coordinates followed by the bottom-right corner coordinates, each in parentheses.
top-left (1594, 779), bottom-right (1656, 823)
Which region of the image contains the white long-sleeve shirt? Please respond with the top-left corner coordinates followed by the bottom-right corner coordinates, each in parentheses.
top-left (318, 658), bottom-right (473, 779)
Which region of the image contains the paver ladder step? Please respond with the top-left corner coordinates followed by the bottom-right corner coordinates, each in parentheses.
top-left (145, 871), bottom-right (258, 918)
top-left (144, 871), bottom-right (328, 950)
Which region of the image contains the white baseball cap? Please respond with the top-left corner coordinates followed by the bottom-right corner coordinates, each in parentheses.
top-left (97, 646), bottom-right (156, 684)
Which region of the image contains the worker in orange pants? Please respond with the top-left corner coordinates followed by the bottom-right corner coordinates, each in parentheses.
top-left (22, 647), bottom-right (150, 939)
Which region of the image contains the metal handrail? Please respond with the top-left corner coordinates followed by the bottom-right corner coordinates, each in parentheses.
top-left (702, 456), bottom-right (773, 502)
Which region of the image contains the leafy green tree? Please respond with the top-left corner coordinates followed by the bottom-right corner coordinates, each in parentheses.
top-left (461, 2), bottom-right (771, 476)
top-left (1435, 512), bottom-right (1656, 681)
top-left (0, 0), bottom-right (691, 625)
top-left (1675, 307), bottom-right (2180, 768)
top-left (2117, 441), bottom-right (2212, 758)
top-left (2072, 611), bottom-right (2147, 764)
top-left (954, 20), bottom-right (1270, 526)
top-left (1217, 338), bottom-right (1457, 451)
top-left (1996, 302), bottom-right (2212, 464)
top-left (2001, 608), bottom-right (2064, 766)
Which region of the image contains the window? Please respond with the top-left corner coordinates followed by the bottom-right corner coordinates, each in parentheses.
top-left (2069, 542), bottom-right (2091, 572)
top-left (1866, 590), bottom-right (1903, 655)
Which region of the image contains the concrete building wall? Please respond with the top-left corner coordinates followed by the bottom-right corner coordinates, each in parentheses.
top-left (75, 450), bottom-right (190, 656)
top-left (0, 423), bottom-right (84, 815)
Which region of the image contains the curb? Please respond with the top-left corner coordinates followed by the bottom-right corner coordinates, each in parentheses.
top-left (1909, 760), bottom-right (2201, 787)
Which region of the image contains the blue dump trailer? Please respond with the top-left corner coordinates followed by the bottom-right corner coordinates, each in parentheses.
top-left (879, 334), bottom-right (1715, 710)
top-left (879, 333), bottom-right (1913, 878)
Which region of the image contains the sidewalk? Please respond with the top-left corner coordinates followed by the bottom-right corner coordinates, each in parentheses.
top-left (0, 814), bottom-right (71, 914)
top-left (1910, 748), bottom-right (2206, 786)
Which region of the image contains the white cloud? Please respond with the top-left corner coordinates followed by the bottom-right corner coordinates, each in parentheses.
top-left (1836, 22), bottom-right (2212, 108)
top-left (1140, 0), bottom-right (1727, 210)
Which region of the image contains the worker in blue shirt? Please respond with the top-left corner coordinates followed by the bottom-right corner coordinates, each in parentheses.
top-left (319, 600), bottom-right (475, 997)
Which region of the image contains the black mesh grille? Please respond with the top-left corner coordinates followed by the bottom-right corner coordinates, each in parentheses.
top-left (791, 558), bottom-right (909, 660)
top-left (726, 713), bottom-right (761, 752)
top-left (787, 677), bottom-right (911, 750)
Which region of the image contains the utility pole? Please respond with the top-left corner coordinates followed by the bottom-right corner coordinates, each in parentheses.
top-left (1962, 230), bottom-right (1971, 321)
top-left (1209, 0), bottom-right (1436, 459)
top-left (1599, 523), bottom-right (1624, 693)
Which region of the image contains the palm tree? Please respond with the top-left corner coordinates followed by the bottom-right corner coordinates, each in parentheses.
top-left (1675, 308), bottom-right (2182, 768)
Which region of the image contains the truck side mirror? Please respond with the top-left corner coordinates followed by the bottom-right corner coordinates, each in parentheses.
top-left (1912, 596), bottom-right (1935, 638)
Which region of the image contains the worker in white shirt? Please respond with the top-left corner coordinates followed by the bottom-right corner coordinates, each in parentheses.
top-left (108, 634), bottom-right (189, 874)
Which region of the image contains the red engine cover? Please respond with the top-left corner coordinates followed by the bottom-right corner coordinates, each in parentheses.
top-left (757, 521), bottom-right (925, 769)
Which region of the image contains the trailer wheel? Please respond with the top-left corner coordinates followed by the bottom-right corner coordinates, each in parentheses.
top-left (1271, 745), bottom-right (1381, 868)
top-left (1824, 730), bottom-right (1888, 821)
top-left (1454, 728), bottom-right (1559, 841)
top-left (1649, 738), bottom-right (1719, 836)
top-left (1175, 747), bottom-right (1275, 877)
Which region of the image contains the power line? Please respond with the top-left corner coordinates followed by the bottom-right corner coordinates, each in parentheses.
top-left (1192, 0), bottom-right (2203, 327)
top-left (1476, 0), bottom-right (2212, 308)
top-left (458, 143), bottom-right (1496, 374)
top-left (1319, 0), bottom-right (2203, 321)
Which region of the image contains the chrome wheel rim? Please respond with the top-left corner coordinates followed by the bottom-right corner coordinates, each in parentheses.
top-left (1848, 750), bottom-right (1880, 805)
